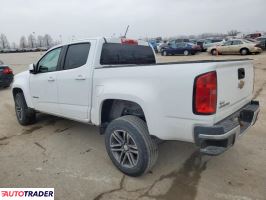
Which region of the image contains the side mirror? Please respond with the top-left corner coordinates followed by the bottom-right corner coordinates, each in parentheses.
top-left (29, 63), bottom-right (36, 74)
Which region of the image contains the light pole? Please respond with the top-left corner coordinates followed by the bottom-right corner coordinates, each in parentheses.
top-left (32, 32), bottom-right (36, 48)
top-left (59, 34), bottom-right (62, 44)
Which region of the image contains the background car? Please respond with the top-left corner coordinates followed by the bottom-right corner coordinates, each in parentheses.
top-left (244, 33), bottom-right (262, 39)
top-left (157, 42), bottom-right (167, 53)
top-left (202, 38), bottom-right (223, 51)
top-left (0, 60), bottom-right (14, 88)
top-left (161, 42), bottom-right (201, 56)
top-left (208, 39), bottom-right (263, 55)
top-left (148, 40), bottom-right (159, 53)
top-left (256, 36), bottom-right (266, 50)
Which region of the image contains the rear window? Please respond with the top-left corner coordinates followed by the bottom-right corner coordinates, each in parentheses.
top-left (64, 43), bottom-right (90, 70)
top-left (100, 43), bottom-right (155, 65)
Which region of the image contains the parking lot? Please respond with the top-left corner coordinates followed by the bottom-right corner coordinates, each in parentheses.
top-left (0, 52), bottom-right (266, 200)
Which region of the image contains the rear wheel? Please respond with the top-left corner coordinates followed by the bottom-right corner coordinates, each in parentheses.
top-left (240, 48), bottom-right (249, 55)
top-left (104, 115), bottom-right (158, 177)
top-left (184, 50), bottom-right (189, 56)
top-left (162, 51), bottom-right (168, 56)
top-left (15, 93), bottom-right (36, 125)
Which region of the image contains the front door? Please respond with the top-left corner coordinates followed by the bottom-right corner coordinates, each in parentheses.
top-left (219, 41), bottom-right (232, 54)
top-left (30, 47), bottom-right (62, 114)
top-left (57, 41), bottom-right (96, 121)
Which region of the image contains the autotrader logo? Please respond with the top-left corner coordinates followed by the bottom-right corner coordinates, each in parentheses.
top-left (0, 188), bottom-right (54, 200)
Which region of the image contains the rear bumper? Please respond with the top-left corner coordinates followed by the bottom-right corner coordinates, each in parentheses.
top-left (194, 100), bottom-right (260, 155)
top-left (0, 78), bottom-right (13, 87)
top-left (0, 75), bottom-right (13, 87)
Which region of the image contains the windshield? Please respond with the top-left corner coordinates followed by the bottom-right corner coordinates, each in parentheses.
top-left (243, 39), bottom-right (254, 43)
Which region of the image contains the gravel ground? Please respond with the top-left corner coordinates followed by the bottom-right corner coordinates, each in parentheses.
top-left (0, 51), bottom-right (265, 200)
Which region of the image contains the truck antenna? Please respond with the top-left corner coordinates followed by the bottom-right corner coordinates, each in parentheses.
top-left (124, 25), bottom-right (130, 38)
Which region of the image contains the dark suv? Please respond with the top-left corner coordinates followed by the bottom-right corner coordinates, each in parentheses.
top-left (257, 37), bottom-right (266, 50)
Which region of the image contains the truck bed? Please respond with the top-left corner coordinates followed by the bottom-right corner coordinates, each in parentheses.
top-left (98, 58), bottom-right (252, 68)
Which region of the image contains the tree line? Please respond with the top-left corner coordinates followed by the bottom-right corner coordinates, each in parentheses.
top-left (0, 33), bottom-right (58, 50)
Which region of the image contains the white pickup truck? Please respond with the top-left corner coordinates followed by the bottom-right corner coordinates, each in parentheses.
top-left (12, 37), bottom-right (260, 176)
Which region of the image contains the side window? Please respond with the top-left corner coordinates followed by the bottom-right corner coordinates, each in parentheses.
top-left (175, 43), bottom-right (182, 48)
top-left (180, 43), bottom-right (186, 48)
top-left (170, 43), bottom-right (177, 48)
top-left (38, 48), bottom-right (62, 73)
top-left (64, 43), bottom-right (91, 70)
top-left (223, 41), bottom-right (232, 46)
top-left (232, 40), bottom-right (243, 45)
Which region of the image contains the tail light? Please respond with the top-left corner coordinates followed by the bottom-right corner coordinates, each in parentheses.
top-left (193, 71), bottom-right (217, 115)
top-left (3, 67), bottom-right (13, 74)
top-left (192, 45), bottom-right (199, 49)
top-left (121, 38), bottom-right (138, 45)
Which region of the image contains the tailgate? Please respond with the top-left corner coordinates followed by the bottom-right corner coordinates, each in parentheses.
top-left (215, 60), bottom-right (254, 122)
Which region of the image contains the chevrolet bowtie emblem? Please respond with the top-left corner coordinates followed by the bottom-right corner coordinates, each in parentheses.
top-left (238, 80), bottom-right (245, 89)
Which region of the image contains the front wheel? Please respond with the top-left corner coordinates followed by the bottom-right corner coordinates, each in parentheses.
top-left (104, 115), bottom-right (158, 177)
top-left (15, 93), bottom-right (36, 125)
top-left (211, 49), bottom-right (218, 55)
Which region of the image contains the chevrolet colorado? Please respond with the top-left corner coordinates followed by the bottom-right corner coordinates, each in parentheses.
top-left (12, 37), bottom-right (260, 176)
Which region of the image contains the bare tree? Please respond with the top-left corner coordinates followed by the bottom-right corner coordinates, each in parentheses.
top-left (11, 42), bottom-right (17, 49)
top-left (20, 36), bottom-right (28, 48)
top-left (227, 30), bottom-right (240, 36)
top-left (0, 33), bottom-right (10, 49)
top-left (43, 34), bottom-right (53, 48)
top-left (197, 32), bottom-right (226, 39)
top-left (28, 34), bottom-right (36, 48)
top-left (37, 35), bottom-right (44, 47)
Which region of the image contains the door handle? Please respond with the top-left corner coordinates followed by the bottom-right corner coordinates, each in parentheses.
top-left (75, 75), bottom-right (86, 80)
top-left (48, 77), bottom-right (55, 82)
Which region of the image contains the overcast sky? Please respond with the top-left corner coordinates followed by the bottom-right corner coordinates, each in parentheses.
top-left (1, 0), bottom-right (265, 44)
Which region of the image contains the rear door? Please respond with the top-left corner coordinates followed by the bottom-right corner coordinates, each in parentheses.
top-left (230, 40), bottom-right (243, 54)
top-left (215, 60), bottom-right (254, 122)
top-left (57, 41), bottom-right (96, 121)
top-left (174, 43), bottom-right (184, 54)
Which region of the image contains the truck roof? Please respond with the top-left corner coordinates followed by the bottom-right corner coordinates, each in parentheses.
top-left (50, 37), bottom-right (149, 51)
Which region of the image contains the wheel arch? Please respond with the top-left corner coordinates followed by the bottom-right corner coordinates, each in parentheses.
top-left (98, 98), bottom-right (148, 134)
top-left (12, 86), bottom-right (34, 108)
top-left (12, 87), bottom-right (24, 98)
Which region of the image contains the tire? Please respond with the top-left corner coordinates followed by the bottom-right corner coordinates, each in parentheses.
top-left (104, 115), bottom-right (158, 177)
top-left (14, 93), bottom-right (36, 125)
top-left (184, 50), bottom-right (189, 56)
top-left (211, 49), bottom-right (217, 55)
top-left (161, 51), bottom-right (168, 56)
top-left (240, 48), bottom-right (249, 55)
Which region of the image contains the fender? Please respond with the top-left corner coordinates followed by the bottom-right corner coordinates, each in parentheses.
top-left (12, 71), bottom-right (34, 108)
top-left (90, 77), bottom-right (161, 138)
